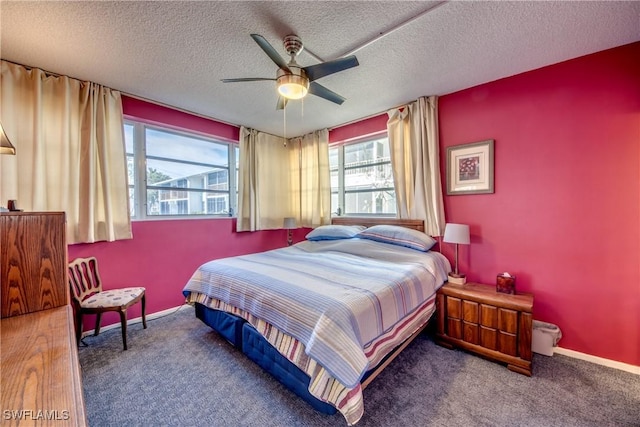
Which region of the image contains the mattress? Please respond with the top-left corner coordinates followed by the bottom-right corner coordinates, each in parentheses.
top-left (184, 237), bottom-right (450, 424)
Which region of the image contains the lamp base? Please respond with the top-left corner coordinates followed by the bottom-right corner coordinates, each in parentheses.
top-left (448, 273), bottom-right (466, 285)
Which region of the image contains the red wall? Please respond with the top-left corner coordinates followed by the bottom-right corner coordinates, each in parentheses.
top-left (439, 42), bottom-right (640, 366)
top-left (70, 42), bottom-right (639, 367)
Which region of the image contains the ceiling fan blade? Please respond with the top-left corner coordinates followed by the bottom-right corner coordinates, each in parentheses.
top-left (308, 82), bottom-right (345, 105)
top-left (276, 96), bottom-right (288, 110)
top-left (221, 77), bottom-right (276, 83)
top-left (303, 56), bottom-right (359, 81)
top-left (250, 34), bottom-right (291, 73)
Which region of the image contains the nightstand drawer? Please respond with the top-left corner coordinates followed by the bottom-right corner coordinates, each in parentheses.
top-left (480, 326), bottom-right (497, 350)
top-left (480, 304), bottom-right (498, 328)
top-left (447, 296), bottom-right (462, 319)
top-left (498, 308), bottom-right (518, 334)
top-left (447, 317), bottom-right (462, 339)
top-left (463, 300), bottom-right (479, 323)
top-left (498, 331), bottom-right (517, 356)
top-left (463, 321), bottom-right (479, 344)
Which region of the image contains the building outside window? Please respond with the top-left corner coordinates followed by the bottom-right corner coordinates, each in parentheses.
top-left (330, 135), bottom-right (396, 216)
top-left (125, 121), bottom-right (237, 219)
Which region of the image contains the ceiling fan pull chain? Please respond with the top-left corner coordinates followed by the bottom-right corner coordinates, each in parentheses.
top-left (283, 105), bottom-right (287, 146)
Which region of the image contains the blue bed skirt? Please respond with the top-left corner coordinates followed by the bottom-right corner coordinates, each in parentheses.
top-left (195, 302), bottom-right (245, 349)
top-left (194, 303), bottom-right (337, 414)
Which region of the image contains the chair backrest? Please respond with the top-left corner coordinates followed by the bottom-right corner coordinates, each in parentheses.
top-left (68, 257), bottom-right (103, 303)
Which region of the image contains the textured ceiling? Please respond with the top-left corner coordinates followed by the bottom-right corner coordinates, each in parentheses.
top-left (1, 1), bottom-right (639, 137)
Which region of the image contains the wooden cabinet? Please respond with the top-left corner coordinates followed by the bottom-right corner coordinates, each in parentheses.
top-left (1, 306), bottom-right (87, 426)
top-left (1, 211), bottom-right (68, 317)
top-left (0, 211), bottom-right (87, 426)
top-left (435, 282), bottom-right (534, 376)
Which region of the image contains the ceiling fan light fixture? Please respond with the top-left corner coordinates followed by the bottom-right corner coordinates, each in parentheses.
top-left (277, 74), bottom-right (309, 100)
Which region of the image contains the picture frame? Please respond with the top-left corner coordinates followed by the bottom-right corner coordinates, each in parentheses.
top-left (446, 139), bottom-right (494, 195)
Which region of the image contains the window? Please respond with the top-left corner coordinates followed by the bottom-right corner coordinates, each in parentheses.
top-left (329, 135), bottom-right (396, 216)
top-left (125, 121), bottom-right (237, 219)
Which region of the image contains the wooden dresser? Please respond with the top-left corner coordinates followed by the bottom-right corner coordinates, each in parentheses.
top-left (435, 281), bottom-right (534, 376)
top-left (1, 212), bottom-right (87, 426)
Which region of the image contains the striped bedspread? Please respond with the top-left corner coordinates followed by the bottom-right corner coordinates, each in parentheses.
top-left (183, 238), bottom-right (450, 389)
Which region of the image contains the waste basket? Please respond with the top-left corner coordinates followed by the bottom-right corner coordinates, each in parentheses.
top-left (532, 320), bottom-right (562, 356)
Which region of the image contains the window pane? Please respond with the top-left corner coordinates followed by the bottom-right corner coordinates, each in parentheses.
top-left (207, 169), bottom-right (229, 191)
top-left (206, 194), bottom-right (230, 215)
top-left (126, 121), bottom-right (235, 219)
top-left (344, 138), bottom-right (389, 166)
top-left (234, 145), bottom-right (239, 216)
top-left (345, 190), bottom-right (396, 215)
top-left (147, 190), bottom-right (229, 216)
top-left (147, 158), bottom-right (214, 188)
top-left (330, 168), bottom-right (339, 189)
top-left (344, 162), bottom-right (393, 192)
top-left (146, 128), bottom-right (228, 167)
top-left (333, 136), bottom-right (395, 216)
top-left (124, 124), bottom-right (134, 154)
top-left (124, 124), bottom-right (135, 189)
top-left (128, 187), bottom-right (135, 217)
top-left (331, 192), bottom-right (339, 215)
top-left (329, 147), bottom-right (338, 168)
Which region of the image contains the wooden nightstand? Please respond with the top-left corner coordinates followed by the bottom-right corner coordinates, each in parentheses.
top-left (435, 281), bottom-right (534, 376)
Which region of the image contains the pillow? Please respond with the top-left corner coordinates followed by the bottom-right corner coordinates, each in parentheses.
top-left (357, 225), bottom-right (436, 252)
top-left (305, 224), bottom-right (366, 241)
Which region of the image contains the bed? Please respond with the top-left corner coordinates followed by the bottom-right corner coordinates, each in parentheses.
top-left (182, 218), bottom-right (451, 425)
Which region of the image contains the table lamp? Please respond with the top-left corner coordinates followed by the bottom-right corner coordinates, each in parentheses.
top-left (443, 223), bottom-right (470, 284)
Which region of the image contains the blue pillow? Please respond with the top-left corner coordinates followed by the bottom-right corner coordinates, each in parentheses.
top-left (357, 225), bottom-right (436, 252)
top-left (305, 225), bottom-right (366, 241)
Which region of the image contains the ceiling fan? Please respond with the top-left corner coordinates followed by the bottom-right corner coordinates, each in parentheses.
top-left (222, 34), bottom-right (359, 109)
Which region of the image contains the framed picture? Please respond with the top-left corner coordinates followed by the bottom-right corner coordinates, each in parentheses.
top-left (446, 139), bottom-right (494, 195)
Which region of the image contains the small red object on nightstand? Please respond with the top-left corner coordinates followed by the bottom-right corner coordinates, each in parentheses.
top-left (497, 273), bottom-right (516, 294)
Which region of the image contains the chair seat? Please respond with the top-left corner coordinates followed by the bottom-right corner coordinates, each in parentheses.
top-left (81, 287), bottom-right (145, 309)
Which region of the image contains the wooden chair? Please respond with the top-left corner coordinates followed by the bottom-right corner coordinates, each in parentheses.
top-left (68, 257), bottom-right (147, 350)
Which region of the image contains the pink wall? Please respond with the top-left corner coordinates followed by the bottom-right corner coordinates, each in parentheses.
top-left (121, 96), bottom-right (240, 142)
top-left (438, 42), bottom-right (640, 366)
top-left (329, 114), bottom-right (387, 143)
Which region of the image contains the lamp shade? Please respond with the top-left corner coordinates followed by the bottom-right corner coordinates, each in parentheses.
top-left (0, 122), bottom-right (16, 155)
top-left (443, 223), bottom-right (470, 245)
top-left (277, 74), bottom-right (309, 100)
top-left (283, 217), bottom-right (297, 229)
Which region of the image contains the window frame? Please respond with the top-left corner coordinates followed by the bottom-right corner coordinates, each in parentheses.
top-left (125, 120), bottom-right (238, 220)
top-left (329, 132), bottom-right (396, 218)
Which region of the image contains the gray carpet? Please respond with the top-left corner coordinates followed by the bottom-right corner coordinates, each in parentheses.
top-left (78, 305), bottom-right (640, 427)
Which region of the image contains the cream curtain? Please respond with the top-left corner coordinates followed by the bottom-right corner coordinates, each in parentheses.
top-left (290, 129), bottom-right (331, 228)
top-left (387, 95), bottom-right (445, 236)
top-left (237, 127), bottom-right (330, 231)
top-left (0, 61), bottom-right (132, 244)
top-left (236, 127), bottom-right (296, 231)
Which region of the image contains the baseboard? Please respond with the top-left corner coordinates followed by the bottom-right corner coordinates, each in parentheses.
top-left (81, 304), bottom-right (189, 338)
top-left (554, 346), bottom-right (640, 376)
